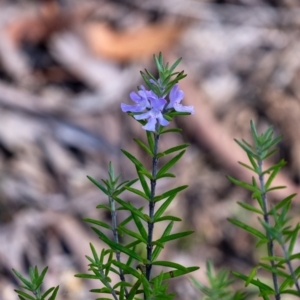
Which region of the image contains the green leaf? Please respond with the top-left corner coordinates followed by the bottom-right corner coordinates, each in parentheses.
top-left (288, 227), bottom-right (300, 256)
top-left (87, 176), bottom-right (108, 195)
top-left (156, 173), bottom-right (176, 179)
top-left (154, 216), bottom-right (182, 222)
top-left (131, 213), bottom-right (148, 241)
top-left (75, 273), bottom-right (100, 279)
top-left (12, 269), bottom-right (32, 289)
top-left (83, 218), bottom-right (111, 230)
top-left (121, 150), bottom-right (149, 175)
top-left (265, 163), bottom-right (284, 190)
top-left (155, 230), bottom-right (193, 244)
top-left (156, 151), bottom-right (185, 179)
top-left (113, 261), bottom-right (142, 279)
top-left (146, 131), bottom-right (154, 153)
top-left (133, 138), bottom-right (153, 156)
top-left (127, 279), bottom-right (142, 300)
top-left (160, 128), bottom-right (182, 134)
top-left (14, 290), bottom-right (35, 300)
top-left (169, 57), bottom-right (182, 73)
top-left (42, 287), bottom-right (55, 298)
top-left (138, 172), bottom-right (150, 197)
top-left (281, 290), bottom-right (300, 296)
top-left (151, 266), bottom-right (199, 282)
top-left (157, 144), bottom-right (189, 158)
top-left (91, 227), bottom-right (147, 263)
top-left (152, 261), bottom-right (187, 271)
top-left (138, 170), bottom-right (153, 180)
top-left (246, 266), bottom-right (259, 286)
top-left (118, 226), bottom-right (147, 244)
top-left (154, 194), bottom-right (176, 221)
top-left (48, 286), bottom-right (59, 300)
top-left (238, 161), bottom-right (255, 172)
top-left (228, 218), bottom-right (266, 239)
top-left (124, 186), bottom-right (150, 201)
top-left (114, 178), bottom-right (139, 196)
top-left (227, 176), bottom-right (261, 193)
top-left (96, 204), bottom-right (112, 211)
top-left (259, 263), bottom-right (290, 279)
top-left (271, 194), bottom-right (296, 213)
top-left (152, 222), bottom-right (173, 261)
top-left (114, 197), bottom-right (148, 222)
top-left (154, 185), bottom-right (188, 202)
top-left (232, 271), bottom-right (274, 292)
top-left (234, 139), bottom-right (255, 156)
top-left (113, 281), bottom-right (133, 289)
top-left (237, 202), bottom-right (263, 214)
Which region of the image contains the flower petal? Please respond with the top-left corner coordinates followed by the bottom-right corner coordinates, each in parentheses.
top-left (134, 111), bottom-right (151, 120)
top-left (166, 84), bottom-right (184, 109)
top-left (158, 113), bottom-right (170, 126)
top-left (121, 103), bottom-right (146, 113)
top-left (174, 103), bottom-right (194, 114)
top-left (150, 97), bottom-right (167, 111)
top-left (142, 117), bottom-right (157, 132)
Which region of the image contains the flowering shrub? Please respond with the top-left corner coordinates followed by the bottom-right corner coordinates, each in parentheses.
top-left (13, 53), bottom-right (300, 300)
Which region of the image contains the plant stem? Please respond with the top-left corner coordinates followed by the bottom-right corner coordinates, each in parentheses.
top-left (258, 159), bottom-right (280, 300)
top-left (99, 266), bottom-right (119, 300)
top-left (110, 195), bottom-right (129, 298)
top-left (280, 238), bottom-right (300, 294)
top-left (146, 133), bottom-right (160, 282)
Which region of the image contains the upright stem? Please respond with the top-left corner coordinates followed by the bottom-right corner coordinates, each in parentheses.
top-left (110, 196), bottom-right (129, 298)
top-left (258, 159), bottom-right (280, 300)
top-left (146, 133), bottom-right (160, 282)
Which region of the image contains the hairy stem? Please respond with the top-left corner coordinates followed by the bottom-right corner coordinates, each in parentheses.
top-left (110, 195), bottom-right (129, 298)
top-left (146, 133), bottom-right (160, 282)
top-left (258, 159), bottom-right (280, 300)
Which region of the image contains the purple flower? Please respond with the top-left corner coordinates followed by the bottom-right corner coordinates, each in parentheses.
top-left (166, 85), bottom-right (194, 114)
top-left (134, 96), bottom-right (169, 132)
top-left (121, 85), bottom-right (151, 113)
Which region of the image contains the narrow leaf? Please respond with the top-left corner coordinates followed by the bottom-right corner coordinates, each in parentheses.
top-left (154, 185), bottom-right (188, 202)
top-left (91, 227), bottom-right (147, 263)
top-left (124, 186), bottom-right (150, 201)
top-left (156, 151), bottom-right (185, 178)
top-left (155, 231), bottom-right (193, 244)
top-left (133, 138), bottom-right (153, 156)
top-left (84, 218), bottom-right (111, 230)
top-left (237, 202), bottom-right (263, 215)
top-left (87, 176), bottom-right (108, 195)
top-left (151, 266), bottom-right (199, 282)
top-left (152, 261), bottom-right (187, 271)
top-left (154, 194), bottom-right (176, 221)
top-left (228, 218), bottom-right (266, 239)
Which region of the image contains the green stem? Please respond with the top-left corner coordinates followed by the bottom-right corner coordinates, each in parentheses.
top-left (146, 133), bottom-right (160, 282)
top-left (258, 159), bottom-right (280, 300)
top-left (110, 195), bottom-right (129, 298)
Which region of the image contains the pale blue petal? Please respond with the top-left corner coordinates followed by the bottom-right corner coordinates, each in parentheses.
top-left (121, 103), bottom-right (146, 113)
top-left (134, 111), bottom-right (151, 120)
top-left (174, 103), bottom-right (194, 114)
top-left (150, 97), bottom-right (166, 111)
top-left (158, 114), bottom-right (169, 126)
top-left (142, 117), bottom-right (157, 132)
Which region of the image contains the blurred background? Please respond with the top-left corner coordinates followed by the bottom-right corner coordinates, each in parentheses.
top-left (1, 0), bottom-right (300, 299)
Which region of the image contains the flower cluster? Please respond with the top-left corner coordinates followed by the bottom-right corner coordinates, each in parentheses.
top-left (121, 84), bottom-right (194, 132)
